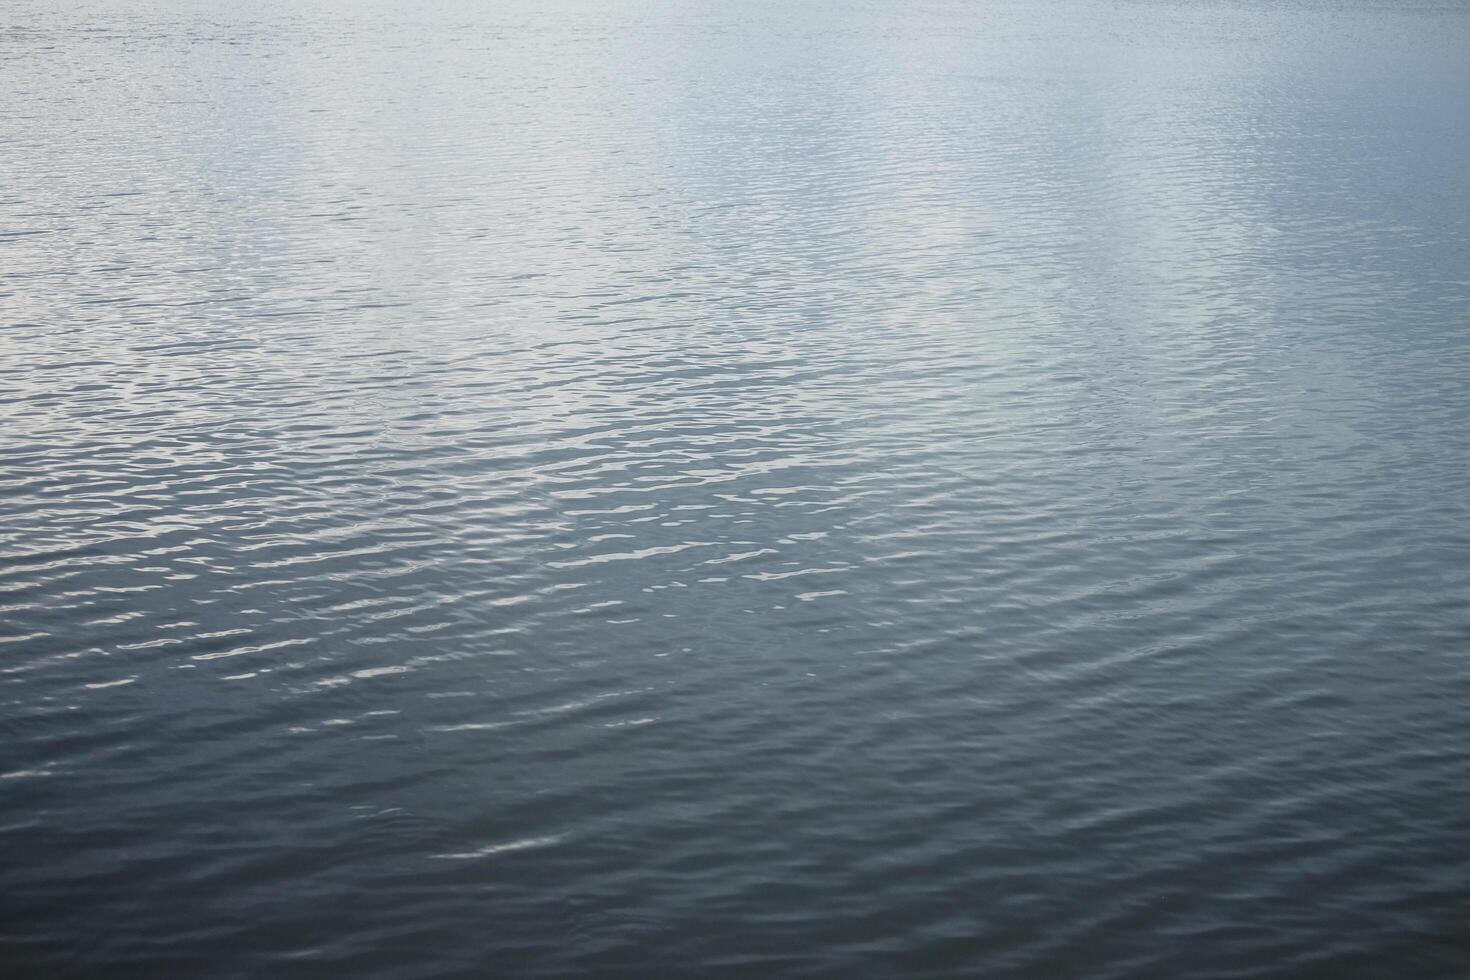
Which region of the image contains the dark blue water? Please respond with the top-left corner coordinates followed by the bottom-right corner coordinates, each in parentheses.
top-left (4, 0), bottom-right (1470, 975)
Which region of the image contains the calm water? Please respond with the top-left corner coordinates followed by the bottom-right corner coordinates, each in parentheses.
top-left (4, 0), bottom-right (1470, 975)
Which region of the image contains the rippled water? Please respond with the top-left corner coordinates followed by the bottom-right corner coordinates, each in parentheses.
top-left (5, 0), bottom-right (1470, 975)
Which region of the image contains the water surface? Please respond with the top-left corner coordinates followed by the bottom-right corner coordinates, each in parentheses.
top-left (4, 0), bottom-right (1470, 975)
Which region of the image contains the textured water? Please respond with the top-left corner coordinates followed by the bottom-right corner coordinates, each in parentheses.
top-left (5, 0), bottom-right (1470, 975)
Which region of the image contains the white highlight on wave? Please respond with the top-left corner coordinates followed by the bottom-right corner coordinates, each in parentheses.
top-left (433, 835), bottom-right (564, 861)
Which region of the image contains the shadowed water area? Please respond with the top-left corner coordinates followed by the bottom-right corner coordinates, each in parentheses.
top-left (4, 0), bottom-right (1470, 975)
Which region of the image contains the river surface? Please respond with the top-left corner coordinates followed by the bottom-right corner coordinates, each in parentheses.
top-left (4, 1), bottom-right (1470, 976)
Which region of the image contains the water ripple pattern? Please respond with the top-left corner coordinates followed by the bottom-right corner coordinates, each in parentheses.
top-left (4, 0), bottom-right (1470, 976)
